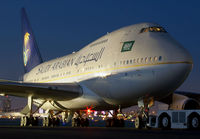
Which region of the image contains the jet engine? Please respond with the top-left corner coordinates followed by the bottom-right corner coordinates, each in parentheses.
top-left (169, 94), bottom-right (200, 110)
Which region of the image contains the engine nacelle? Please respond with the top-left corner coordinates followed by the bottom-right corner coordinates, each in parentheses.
top-left (169, 94), bottom-right (200, 110)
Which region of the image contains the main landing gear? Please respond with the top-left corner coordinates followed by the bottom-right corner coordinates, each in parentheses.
top-left (20, 96), bottom-right (48, 127)
top-left (42, 115), bottom-right (60, 127)
top-left (106, 118), bottom-right (125, 127)
top-left (106, 107), bottom-right (125, 127)
top-left (20, 116), bottom-right (38, 126)
top-left (71, 112), bottom-right (89, 127)
top-left (20, 96), bottom-right (90, 127)
top-left (20, 96), bottom-right (40, 126)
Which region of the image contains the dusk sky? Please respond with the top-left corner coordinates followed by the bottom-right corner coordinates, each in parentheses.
top-left (0, 0), bottom-right (199, 94)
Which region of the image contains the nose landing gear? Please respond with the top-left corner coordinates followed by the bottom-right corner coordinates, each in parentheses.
top-left (135, 98), bottom-right (154, 129)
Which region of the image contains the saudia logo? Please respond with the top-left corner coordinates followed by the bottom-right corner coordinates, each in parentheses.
top-left (23, 32), bottom-right (30, 66)
top-left (121, 41), bottom-right (135, 52)
top-left (75, 47), bottom-right (105, 66)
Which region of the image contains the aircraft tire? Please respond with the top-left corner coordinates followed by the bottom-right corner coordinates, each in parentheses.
top-left (42, 117), bottom-right (46, 127)
top-left (42, 117), bottom-right (52, 127)
top-left (20, 117), bottom-right (24, 126)
top-left (110, 118), bottom-right (115, 127)
top-left (32, 117), bottom-right (39, 126)
top-left (80, 118), bottom-right (85, 127)
top-left (135, 116), bottom-right (142, 129)
top-left (106, 119), bottom-right (111, 127)
top-left (76, 118), bottom-right (81, 127)
top-left (72, 118), bottom-right (81, 127)
top-left (106, 118), bottom-right (124, 127)
top-left (72, 118), bottom-right (75, 127)
top-left (23, 116), bottom-right (30, 126)
top-left (85, 118), bottom-right (89, 127)
top-left (80, 118), bottom-right (89, 127)
top-left (119, 119), bottom-right (125, 127)
top-left (52, 117), bottom-right (60, 126)
top-left (47, 117), bottom-right (52, 127)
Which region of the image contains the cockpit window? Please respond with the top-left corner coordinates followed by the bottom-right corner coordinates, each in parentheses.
top-left (140, 26), bottom-right (167, 33)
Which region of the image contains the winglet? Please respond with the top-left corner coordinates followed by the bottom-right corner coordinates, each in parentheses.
top-left (21, 8), bottom-right (43, 73)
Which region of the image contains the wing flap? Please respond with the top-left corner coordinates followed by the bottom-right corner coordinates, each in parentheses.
top-left (0, 80), bottom-right (82, 101)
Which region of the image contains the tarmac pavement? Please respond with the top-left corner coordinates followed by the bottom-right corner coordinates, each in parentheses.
top-left (0, 126), bottom-right (199, 139)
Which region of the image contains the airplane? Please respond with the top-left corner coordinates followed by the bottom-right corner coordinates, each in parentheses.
top-left (0, 8), bottom-right (197, 128)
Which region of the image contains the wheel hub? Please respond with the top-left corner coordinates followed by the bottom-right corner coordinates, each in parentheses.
top-left (135, 117), bottom-right (140, 128)
top-left (192, 117), bottom-right (199, 128)
top-left (162, 117), bottom-right (169, 127)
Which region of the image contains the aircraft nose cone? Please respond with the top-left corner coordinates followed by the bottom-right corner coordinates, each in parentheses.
top-left (157, 34), bottom-right (193, 65)
top-left (148, 33), bottom-right (193, 65)
top-left (164, 38), bottom-right (193, 76)
top-left (173, 43), bottom-right (193, 64)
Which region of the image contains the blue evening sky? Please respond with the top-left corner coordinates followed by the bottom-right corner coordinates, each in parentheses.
top-left (0, 0), bottom-right (199, 92)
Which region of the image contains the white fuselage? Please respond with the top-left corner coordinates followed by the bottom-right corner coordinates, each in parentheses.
top-left (23, 23), bottom-right (193, 111)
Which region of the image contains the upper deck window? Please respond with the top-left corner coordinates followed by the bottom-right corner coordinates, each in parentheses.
top-left (140, 26), bottom-right (167, 33)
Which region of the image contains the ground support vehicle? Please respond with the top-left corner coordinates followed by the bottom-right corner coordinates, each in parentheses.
top-left (147, 110), bottom-right (200, 129)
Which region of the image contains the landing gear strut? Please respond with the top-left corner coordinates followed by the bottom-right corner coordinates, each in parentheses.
top-left (20, 96), bottom-right (39, 126)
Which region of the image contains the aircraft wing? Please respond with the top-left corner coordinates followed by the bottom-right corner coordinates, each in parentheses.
top-left (175, 91), bottom-right (200, 102)
top-left (0, 80), bottom-right (82, 101)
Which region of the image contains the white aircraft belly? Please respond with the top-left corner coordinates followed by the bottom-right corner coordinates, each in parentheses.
top-left (34, 84), bottom-right (112, 110)
top-left (80, 63), bottom-right (192, 106)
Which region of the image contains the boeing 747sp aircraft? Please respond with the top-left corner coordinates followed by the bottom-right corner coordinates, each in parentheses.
top-left (0, 8), bottom-right (198, 128)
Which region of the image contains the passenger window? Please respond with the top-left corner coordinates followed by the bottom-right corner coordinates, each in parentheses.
top-left (154, 56), bottom-right (158, 62)
top-left (159, 56), bottom-right (162, 61)
top-left (150, 57), bottom-right (153, 62)
top-left (145, 57), bottom-right (148, 63)
top-left (137, 58), bottom-right (140, 63)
